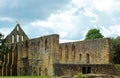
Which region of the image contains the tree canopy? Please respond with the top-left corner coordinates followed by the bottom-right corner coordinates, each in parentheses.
top-left (85, 28), bottom-right (104, 40)
top-left (112, 36), bottom-right (120, 64)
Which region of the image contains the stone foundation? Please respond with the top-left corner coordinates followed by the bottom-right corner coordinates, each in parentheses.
top-left (53, 64), bottom-right (118, 76)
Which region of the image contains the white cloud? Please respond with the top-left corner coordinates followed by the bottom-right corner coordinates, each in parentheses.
top-left (0, 27), bottom-right (12, 37)
top-left (84, 8), bottom-right (97, 18)
top-left (0, 17), bottom-right (14, 22)
top-left (22, 0), bottom-right (120, 41)
top-left (101, 25), bottom-right (120, 37)
top-left (29, 6), bottom-right (80, 39)
top-left (31, 20), bottom-right (53, 28)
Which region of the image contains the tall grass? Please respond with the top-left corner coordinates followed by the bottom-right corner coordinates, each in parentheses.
top-left (0, 76), bottom-right (49, 78)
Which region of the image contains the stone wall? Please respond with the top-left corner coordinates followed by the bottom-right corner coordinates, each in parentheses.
top-left (0, 44), bottom-right (18, 76)
top-left (0, 23), bottom-right (116, 76)
top-left (17, 34), bottom-right (59, 76)
top-left (59, 38), bottom-right (113, 64)
top-left (5, 24), bottom-right (29, 44)
top-left (53, 64), bottom-right (118, 76)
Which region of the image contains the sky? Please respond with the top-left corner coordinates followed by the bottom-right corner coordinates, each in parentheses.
top-left (0, 0), bottom-right (120, 43)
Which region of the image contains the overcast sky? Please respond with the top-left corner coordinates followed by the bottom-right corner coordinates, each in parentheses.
top-left (0, 0), bottom-right (120, 42)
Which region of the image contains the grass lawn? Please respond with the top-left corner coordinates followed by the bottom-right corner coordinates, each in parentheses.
top-left (0, 76), bottom-right (49, 78)
top-left (115, 64), bottom-right (120, 72)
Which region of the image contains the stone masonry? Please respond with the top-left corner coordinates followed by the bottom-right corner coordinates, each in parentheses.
top-left (0, 23), bottom-right (118, 76)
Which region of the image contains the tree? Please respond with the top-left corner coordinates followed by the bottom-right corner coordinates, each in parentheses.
top-left (0, 32), bottom-right (11, 61)
top-left (112, 36), bottom-right (120, 64)
top-left (85, 28), bottom-right (104, 40)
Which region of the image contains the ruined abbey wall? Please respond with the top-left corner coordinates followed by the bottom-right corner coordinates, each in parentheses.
top-left (59, 38), bottom-right (113, 64)
top-left (5, 24), bottom-right (29, 44)
top-left (0, 23), bottom-right (117, 76)
top-left (17, 34), bottom-right (59, 76)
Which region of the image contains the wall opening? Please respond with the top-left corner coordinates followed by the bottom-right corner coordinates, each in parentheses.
top-left (79, 54), bottom-right (82, 61)
top-left (59, 46), bottom-right (62, 60)
top-left (82, 67), bottom-right (91, 74)
top-left (17, 34), bottom-right (19, 42)
top-left (17, 26), bottom-right (19, 31)
top-left (44, 68), bottom-right (48, 75)
top-left (87, 67), bottom-right (91, 73)
top-left (45, 39), bottom-right (47, 51)
top-left (21, 35), bottom-right (24, 41)
top-left (12, 35), bottom-right (14, 43)
top-left (86, 54), bottom-right (90, 63)
top-left (65, 45), bottom-right (68, 60)
top-left (72, 44), bottom-right (75, 60)
top-left (39, 67), bottom-right (41, 75)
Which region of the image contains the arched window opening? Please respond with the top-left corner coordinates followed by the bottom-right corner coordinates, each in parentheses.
top-left (79, 54), bottom-right (82, 61)
top-left (44, 68), bottom-right (48, 75)
top-left (45, 39), bottom-right (47, 50)
top-left (12, 35), bottom-right (14, 43)
top-left (65, 45), bottom-right (68, 60)
top-left (39, 67), bottom-right (41, 75)
top-left (17, 26), bottom-right (19, 31)
top-left (59, 46), bottom-right (62, 60)
top-left (72, 44), bottom-right (75, 59)
top-left (21, 35), bottom-right (24, 41)
top-left (86, 54), bottom-right (90, 63)
top-left (17, 34), bottom-right (19, 42)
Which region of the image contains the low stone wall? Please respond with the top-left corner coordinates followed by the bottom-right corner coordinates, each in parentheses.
top-left (53, 64), bottom-right (118, 76)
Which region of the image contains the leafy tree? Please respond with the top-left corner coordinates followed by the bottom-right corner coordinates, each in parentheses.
top-left (112, 36), bottom-right (120, 64)
top-left (0, 32), bottom-right (11, 61)
top-left (85, 28), bottom-right (104, 40)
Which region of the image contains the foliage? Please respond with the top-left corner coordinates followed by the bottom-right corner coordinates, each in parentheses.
top-left (77, 73), bottom-right (83, 78)
top-left (85, 28), bottom-right (104, 40)
top-left (115, 64), bottom-right (120, 72)
top-left (112, 37), bottom-right (120, 64)
top-left (0, 32), bottom-right (11, 61)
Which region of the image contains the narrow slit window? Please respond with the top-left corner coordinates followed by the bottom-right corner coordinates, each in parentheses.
top-left (21, 36), bottom-right (24, 41)
top-left (12, 35), bottom-right (14, 43)
top-left (79, 54), bottom-right (81, 61)
top-left (17, 26), bottom-right (19, 31)
top-left (17, 35), bottom-right (19, 42)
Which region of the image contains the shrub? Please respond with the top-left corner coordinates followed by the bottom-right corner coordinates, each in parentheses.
top-left (77, 73), bottom-right (83, 78)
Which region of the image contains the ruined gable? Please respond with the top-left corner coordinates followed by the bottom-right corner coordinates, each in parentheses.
top-left (5, 23), bottom-right (29, 44)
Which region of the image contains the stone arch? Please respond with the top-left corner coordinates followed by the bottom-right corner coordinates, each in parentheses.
top-left (21, 35), bottom-right (24, 41)
top-left (65, 45), bottom-right (68, 60)
top-left (45, 38), bottom-right (47, 50)
top-left (79, 53), bottom-right (82, 61)
top-left (86, 53), bottom-right (90, 63)
top-left (59, 46), bottom-right (62, 60)
top-left (17, 26), bottom-right (19, 31)
top-left (17, 34), bottom-right (19, 42)
top-left (12, 35), bottom-right (15, 43)
top-left (44, 68), bottom-right (48, 75)
top-left (39, 67), bottom-right (41, 75)
top-left (72, 44), bottom-right (75, 60)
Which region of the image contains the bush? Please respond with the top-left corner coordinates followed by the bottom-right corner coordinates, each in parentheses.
top-left (77, 73), bottom-right (83, 78)
top-left (115, 64), bottom-right (120, 72)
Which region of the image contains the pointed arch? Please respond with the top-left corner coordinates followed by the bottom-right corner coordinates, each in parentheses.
top-left (59, 46), bottom-right (62, 60)
top-left (45, 38), bottom-right (47, 50)
top-left (12, 35), bottom-right (15, 43)
top-left (65, 45), bottom-right (68, 60)
top-left (79, 53), bottom-right (82, 61)
top-left (17, 34), bottom-right (19, 42)
top-left (86, 53), bottom-right (90, 63)
top-left (72, 44), bottom-right (75, 60)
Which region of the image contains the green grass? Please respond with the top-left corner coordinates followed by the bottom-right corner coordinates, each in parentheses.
top-left (115, 64), bottom-right (120, 72)
top-left (0, 76), bottom-right (49, 78)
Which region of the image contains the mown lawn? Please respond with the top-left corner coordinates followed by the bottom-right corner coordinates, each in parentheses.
top-left (115, 64), bottom-right (120, 72)
top-left (0, 76), bottom-right (49, 78)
